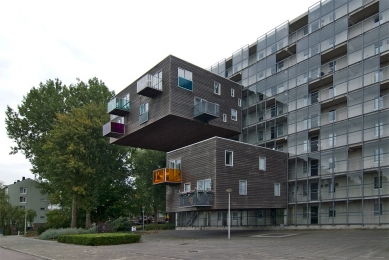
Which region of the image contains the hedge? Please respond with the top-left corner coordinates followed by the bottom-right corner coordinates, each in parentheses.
top-left (57, 233), bottom-right (141, 246)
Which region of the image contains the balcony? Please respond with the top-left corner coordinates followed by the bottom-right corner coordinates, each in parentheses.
top-left (153, 168), bottom-right (181, 185)
top-left (137, 74), bottom-right (162, 98)
top-left (179, 191), bottom-right (213, 207)
top-left (107, 98), bottom-right (130, 116)
top-left (194, 100), bottom-right (219, 122)
top-left (102, 121), bottom-right (125, 138)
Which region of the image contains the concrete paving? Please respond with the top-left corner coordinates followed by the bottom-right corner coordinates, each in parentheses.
top-left (0, 229), bottom-right (388, 260)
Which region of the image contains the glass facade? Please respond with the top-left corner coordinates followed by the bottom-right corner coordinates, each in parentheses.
top-left (209, 0), bottom-right (389, 226)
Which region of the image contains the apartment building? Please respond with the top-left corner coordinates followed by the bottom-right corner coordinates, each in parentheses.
top-left (106, 0), bottom-right (388, 227)
top-left (6, 178), bottom-right (50, 229)
top-left (208, 0), bottom-right (388, 226)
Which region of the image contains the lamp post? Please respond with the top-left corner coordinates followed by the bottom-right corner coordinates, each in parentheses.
top-left (226, 188), bottom-right (232, 240)
top-left (142, 206), bottom-right (145, 231)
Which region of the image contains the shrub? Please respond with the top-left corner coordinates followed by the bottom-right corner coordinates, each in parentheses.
top-left (37, 225), bottom-right (49, 235)
top-left (96, 222), bottom-right (113, 233)
top-left (39, 227), bottom-right (96, 240)
top-left (144, 223), bottom-right (175, 231)
top-left (57, 233), bottom-right (141, 246)
top-left (110, 217), bottom-right (133, 232)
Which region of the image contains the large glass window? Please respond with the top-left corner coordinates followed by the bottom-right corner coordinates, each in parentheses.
top-left (178, 68), bottom-right (193, 91)
top-left (239, 180), bottom-right (247, 195)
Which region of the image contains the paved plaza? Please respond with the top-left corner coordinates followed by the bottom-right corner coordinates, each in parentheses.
top-left (0, 229), bottom-right (388, 259)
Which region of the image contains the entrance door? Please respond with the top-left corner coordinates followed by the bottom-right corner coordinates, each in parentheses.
top-left (271, 209), bottom-right (277, 226)
top-left (311, 183), bottom-right (319, 200)
top-left (311, 206), bottom-right (318, 224)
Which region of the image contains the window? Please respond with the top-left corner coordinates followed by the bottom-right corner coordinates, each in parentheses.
top-left (270, 106), bottom-right (276, 118)
top-left (257, 209), bottom-right (263, 218)
top-left (310, 20), bottom-right (320, 32)
top-left (223, 114), bottom-right (227, 122)
top-left (178, 68), bottom-right (193, 91)
top-left (329, 181), bottom-right (335, 193)
top-left (231, 88), bottom-right (235, 97)
top-left (303, 207), bottom-right (308, 218)
top-left (374, 203), bottom-right (382, 216)
top-left (258, 131), bottom-right (264, 141)
top-left (277, 144), bottom-right (283, 151)
top-left (239, 180), bottom-right (247, 195)
top-left (20, 197), bottom-right (26, 203)
top-left (214, 82), bottom-right (221, 95)
top-left (303, 140), bottom-right (309, 153)
top-left (184, 183), bottom-right (191, 192)
top-left (40, 216), bottom-right (45, 219)
top-left (225, 151), bottom-right (233, 166)
top-left (329, 110), bottom-right (336, 122)
top-left (303, 118), bottom-right (308, 130)
top-left (303, 184), bottom-right (308, 196)
top-left (374, 96), bottom-right (383, 110)
top-left (238, 98), bottom-right (242, 107)
top-left (329, 133), bottom-right (337, 147)
top-left (232, 211), bottom-right (238, 220)
top-left (217, 212), bottom-right (222, 221)
top-left (20, 206), bottom-right (25, 209)
top-left (374, 149), bottom-right (383, 163)
top-left (139, 103), bottom-right (149, 115)
top-left (231, 109), bottom-right (237, 121)
top-left (329, 206), bottom-right (336, 217)
top-left (374, 176), bottom-right (382, 189)
top-left (303, 161), bottom-right (308, 175)
top-left (374, 123), bottom-right (383, 137)
top-left (277, 124), bottom-right (284, 136)
top-left (329, 158), bottom-right (335, 169)
top-left (20, 188), bottom-right (27, 194)
top-left (40, 207), bottom-right (46, 211)
top-left (274, 183), bottom-right (280, 196)
top-left (169, 159), bottom-right (181, 169)
top-left (329, 86), bottom-right (336, 98)
top-left (259, 157), bottom-right (266, 170)
top-left (40, 199), bottom-right (47, 202)
top-left (197, 179), bottom-right (211, 191)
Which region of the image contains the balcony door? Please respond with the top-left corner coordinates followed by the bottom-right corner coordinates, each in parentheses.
top-left (311, 183), bottom-right (318, 200)
top-left (311, 206), bottom-right (318, 224)
top-left (310, 136), bottom-right (318, 152)
top-left (311, 160), bottom-right (319, 176)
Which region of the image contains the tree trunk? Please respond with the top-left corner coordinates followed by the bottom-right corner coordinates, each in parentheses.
top-left (85, 209), bottom-right (91, 229)
top-left (71, 195), bottom-right (77, 228)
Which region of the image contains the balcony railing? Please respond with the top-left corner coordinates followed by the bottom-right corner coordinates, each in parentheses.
top-left (102, 121), bottom-right (125, 138)
top-left (179, 191), bottom-right (213, 207)
top-left (137, 74), bottom-right (162, 98)
top-left (194, 100), bottom-right (219, 122)
top-left (107, 98), bottom-right (130, 116)
top-left (153, 168), bottom-right (181, 185)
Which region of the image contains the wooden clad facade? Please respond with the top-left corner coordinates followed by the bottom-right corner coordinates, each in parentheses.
top-left (108, 55), bottom-right (242, 152)
top-left (166, 137), bottom-right (287, 213)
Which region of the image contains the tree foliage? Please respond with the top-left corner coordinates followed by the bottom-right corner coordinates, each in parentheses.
top-left (130, 149), bottom-right (166, 219)
top-left (5, 78), bottom-right (133, 228)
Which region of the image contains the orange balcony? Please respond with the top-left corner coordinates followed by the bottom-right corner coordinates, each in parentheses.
top-left (153, 168), bottom-right (181, 185)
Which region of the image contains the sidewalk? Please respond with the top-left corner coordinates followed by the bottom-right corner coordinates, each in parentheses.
top-left (0, 229), bottom-right (388, 259)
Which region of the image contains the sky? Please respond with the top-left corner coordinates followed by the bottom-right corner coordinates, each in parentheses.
top-left (0, 0), bottom-right (318, 185)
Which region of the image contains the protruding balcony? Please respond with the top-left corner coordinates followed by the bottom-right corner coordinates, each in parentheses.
top-left (102, 121), bottom-right (125, 138)
top-left (194, 100), bottom-right (219, 122)
top-left (137, 74), bottom-right (162, 98)
top-left (179, 191), bottom-right (213, 207)
top-left (107, 98), bottom-right (130, 116)
top-left (153, 168), bottom-right (181, 185)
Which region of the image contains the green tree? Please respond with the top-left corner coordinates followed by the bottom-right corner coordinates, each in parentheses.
top-left (40, 103), bottom-right (131, 228)
top-left (130, 149), bottom-right (166, 221)
top-left (26, 209), bottom-right (37, 229)
top-left (0, 182), bottom-right (13, 235)
top-left (46, 208), bottom-right (71, 229)
top-left (5, 78), bottom-right (131, 228)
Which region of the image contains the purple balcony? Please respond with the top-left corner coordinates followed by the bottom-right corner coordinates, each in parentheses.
top-left (103, 121), bottom-right (125, 138)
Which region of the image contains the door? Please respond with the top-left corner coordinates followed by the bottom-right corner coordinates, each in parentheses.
top-left (311, 136), bottom-right (318, 152)
top-left (311, 183), bottom-right (319, 200)
top-left (311, 91), bottom-right (318, 104)
top-left (271, 209), bottom-right (277, 226)
top-left (311, 206), bottom-right (318, 224)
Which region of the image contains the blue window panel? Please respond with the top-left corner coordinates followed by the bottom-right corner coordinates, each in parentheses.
top-left (178, 77), bottom-right (193, 91)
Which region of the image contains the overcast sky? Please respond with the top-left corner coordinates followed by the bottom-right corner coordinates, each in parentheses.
top-left (0, 0), bottom-right (318, 185)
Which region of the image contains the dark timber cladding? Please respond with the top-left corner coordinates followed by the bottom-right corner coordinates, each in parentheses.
top-left (166, 137), bottom-right (287, 213)
top-left (111, 55), bottom-right (242, 152)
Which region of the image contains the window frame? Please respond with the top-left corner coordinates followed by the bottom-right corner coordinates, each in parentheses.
top-left (184, 183), bottom-right (191, 192)
top-left (139, 102), bottom-right (149, 115)
top-left (223, 113), bottom-right (227, 122)
top-left (197, 179), bottom-right (211, 191)
top-left (274, 183), bottom-right (280, 196)
top-left (20, 187), bottom-right (27, 194)
top-left (259, 157), bottom-right (266, 170)
top-left (231, 109), bottom-right (238, 121)
top-left (177, 67), bottom-right (193, 91)
top-left (20, 197), bottom-right (26, 203)
top-left (239, 180), bottom-right (247, 195)
top-left (225, 150), bottom-right (233, 166)
top-left (238, 98), bottom-right (242, 107)
top-left (214, 82), bottom-right (221, 95)
top-left (374, 176), bottom-right (383, 189)
top-left (231, 88), bottom-right (235, 97)
top-left (374, 203), bottom-right (383, 216)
